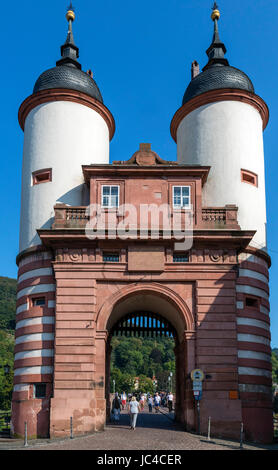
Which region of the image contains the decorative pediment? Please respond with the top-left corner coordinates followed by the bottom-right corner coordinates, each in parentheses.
top-left (113, 143), bottom-right (178, 166)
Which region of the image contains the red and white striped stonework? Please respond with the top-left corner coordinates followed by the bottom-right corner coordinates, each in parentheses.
top-left (12, 250), bottom-right (55, 438)
top-left (236, 251), bottom-right (272, 441)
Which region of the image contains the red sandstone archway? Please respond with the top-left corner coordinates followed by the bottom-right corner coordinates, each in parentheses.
top-left (96, 282), bottom-right (195, 336)
top-left (95, 283), bottom-right (196, 427)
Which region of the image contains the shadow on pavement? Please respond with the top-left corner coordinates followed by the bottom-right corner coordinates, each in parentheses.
top-left (107, 408), bottom-right (183, 432)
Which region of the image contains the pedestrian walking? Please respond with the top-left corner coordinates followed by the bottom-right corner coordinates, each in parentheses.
top-left (148, 395), bottom-right (153, 413)
top-left (121, 391), bottom-right (127, 410)
top-left (161, 392), bottom-right (166, 407)
top-left (154, 392), bottom-right (161, 413)
top-left (167, 392), bottom-right (173, 412)
top-left (139, 393), bottom-right (145, 411)
top-left (128, 396), bottom-right (140, 430)
top-left (111, 393), bottom-right (122, 424)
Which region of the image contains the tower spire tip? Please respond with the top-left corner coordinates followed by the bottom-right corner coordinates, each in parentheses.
top-left (211, 2), bottom-right (220, 21)
top-left (203, 1), bottom-right (228, 71)
top-left (56, 1), bottom-right (80, 69)
top-left (66, 2), bottom-right (75, 22)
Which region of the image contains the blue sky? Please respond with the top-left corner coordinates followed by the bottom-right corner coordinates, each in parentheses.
top-left (1, 0), bottom-right (277, 347)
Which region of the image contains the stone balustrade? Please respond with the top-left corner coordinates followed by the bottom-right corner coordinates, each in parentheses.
top-left (52, 204), bottom-right (240, 230)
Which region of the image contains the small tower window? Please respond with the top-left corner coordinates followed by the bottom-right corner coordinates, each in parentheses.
top-left (32, 168), bottom-right (52, 185)
top-left (33, 383), bottom-right (47, 399)
top-left (245, 296), bottom-right (259, 309)
top-left (101, 186), bottom-right (119, 208)
top-left (173, 186), bottom-right (191, 209)
top-left (241, 169), bottom-right (258, 187)
top-left (32, 297), bottom-right (46, 307)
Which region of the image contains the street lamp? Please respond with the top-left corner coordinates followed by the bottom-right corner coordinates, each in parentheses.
top-left (168, 372), bottom-right (173, 392)
top-left (113, 379), bottom-right (115, 394)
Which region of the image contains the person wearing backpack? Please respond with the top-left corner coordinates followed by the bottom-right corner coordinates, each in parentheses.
top-left (111, 393), bottom-right (122, 424)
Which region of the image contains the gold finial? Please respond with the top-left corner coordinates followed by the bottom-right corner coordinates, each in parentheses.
top-left (66, 2), bottom-right (75, 22)
top-left (211, 2), bottom-right (220, 21)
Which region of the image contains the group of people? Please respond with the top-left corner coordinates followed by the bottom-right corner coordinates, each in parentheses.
top-left (111, 392), bottom-right (140, 430)
top-left (111, 391), bottom-right (174, 430)
top-left (147, 391), bottom-right (173, 413)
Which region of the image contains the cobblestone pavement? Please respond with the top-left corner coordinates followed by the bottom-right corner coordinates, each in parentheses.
top-left (1, 408), bottom-right (277, 451)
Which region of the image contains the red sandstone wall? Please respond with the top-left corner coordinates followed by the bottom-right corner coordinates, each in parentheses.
top-left (12, 250), bottom-right (55, 438)
top-left (236, 252), bottom-right (273, 443)
top-left (12, 245), bottom-right (273, 443)
top-left (195, 273), bottom-right (242, 438)
top-left (49, 272), bottom-right (105, 438)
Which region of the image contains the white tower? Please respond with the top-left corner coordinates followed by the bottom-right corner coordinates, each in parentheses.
top-left (12, 6), bottom-right (114, 439)
top-left (18, 7), bottom-right (115, 254)
top-left (171, 4), bottom-right (269, 251)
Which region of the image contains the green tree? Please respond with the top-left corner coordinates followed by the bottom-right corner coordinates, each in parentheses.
top-left (138, 375), bottom-right (155, 394)
top-left (272, 350), bottom-right (278, 386)
top-left (0, 330), bottom-right (14, 410)
top-left (113, 337), bottom-right (145, 375)
top-left (164, 360), bottom-right (175, 373)
top-left (150, 348), bottom-right (163, 364)
top-left (110, 367), bottom-right (134, 394)
top-left (110, 335), bottom-right (176, 391)
top-left (0, 277), bottom-right (17, 331)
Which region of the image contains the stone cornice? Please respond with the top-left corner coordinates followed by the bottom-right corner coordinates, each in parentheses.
top-left (16, 244), bottom-right (51, 266)
top-left (18, 88), bottom-right (115, 141)
top-left (243, 245), bottom-right (271, 268)
top-left (37, 228), bottom-right (255, 250)
top-left (170, 88), bottom-right (269, 143)
top-left (82, 165), bottom-right (211, 185)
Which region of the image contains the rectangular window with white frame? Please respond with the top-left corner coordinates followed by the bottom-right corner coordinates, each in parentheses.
top-left (101, 185), bottom-right (120, 208)
top-left (172, 186), bottom-right (191, 209)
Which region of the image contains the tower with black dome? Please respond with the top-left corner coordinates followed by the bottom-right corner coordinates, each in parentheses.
top-left (12, 5), bottom-right (114, 439)
top-left (171, 3), bottom-right (272, 443)
top-left (171, 3), bottom-right (269, 252)
top-left (18, 5), bottom-right (115, 253)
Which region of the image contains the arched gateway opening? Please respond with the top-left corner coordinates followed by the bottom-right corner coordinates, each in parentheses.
top-left (96, 283), bottom-right (196, 429)
top-left (107, 311), bottom-right (177, 422)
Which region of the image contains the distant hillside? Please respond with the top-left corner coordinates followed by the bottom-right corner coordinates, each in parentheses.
top-left (0, 276), bottom-right (16, 410)
top-left (0, 276), bottom-right (16, 331)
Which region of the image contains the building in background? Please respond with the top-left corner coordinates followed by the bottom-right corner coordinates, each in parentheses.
top-left (12, 4), bottom-right (273, 443)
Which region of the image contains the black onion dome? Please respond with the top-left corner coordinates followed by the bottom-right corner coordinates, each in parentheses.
top-left (182, 64), bottom-right (254, 105)
top-left (182, 5), bottom-right (255, 106)
top-left (33, 6), bottom-right (103, 103)
top-left (33, 66), bottom-right (103, 103)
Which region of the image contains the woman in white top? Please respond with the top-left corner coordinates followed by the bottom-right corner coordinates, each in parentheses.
top-left (154, 392), bottom-right (161, 413)
top-left (167, 393), bottom-right (174, 412)
top-left (128, 396), bottom-right (140, 430)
